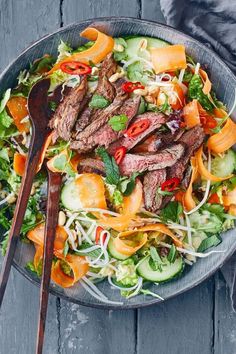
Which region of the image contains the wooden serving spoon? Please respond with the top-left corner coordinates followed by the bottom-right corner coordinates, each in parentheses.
top-left (0, 78), bottom-right (51, 307)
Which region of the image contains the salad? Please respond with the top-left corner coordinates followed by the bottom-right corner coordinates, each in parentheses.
top-left (0, 27), bottom-right (236, 304)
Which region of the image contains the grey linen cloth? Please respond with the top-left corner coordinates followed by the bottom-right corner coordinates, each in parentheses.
top-left (160, 0), bottom-right (236, 309)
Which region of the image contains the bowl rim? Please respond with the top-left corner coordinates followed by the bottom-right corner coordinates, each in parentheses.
top-left (1, 16), bottom-right (236, 310)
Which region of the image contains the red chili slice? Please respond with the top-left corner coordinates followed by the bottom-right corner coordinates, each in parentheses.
top-left (126, 119), bottom-right (150, 138)
top-left (114, 146), bottom-right (127, 165)
top-left (122, 81), bottom-right (145, 93)
top-left (95, 226), bottom-right (107, 245)
top-left (208, 193), bottom-right (220, 204)
top-left (60, 61), bottom-right (92, 75)
top-left (161, 177), bottom-right (180, 192)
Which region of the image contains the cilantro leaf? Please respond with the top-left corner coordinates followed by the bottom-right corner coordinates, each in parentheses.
top-left (126, 61), bottom-right (154, 85)
top-left (188, 74), bottom-right (214, 112)
top-left (89, 94), bottom-right (110, 109)
top-left (108, 114), bottom-right (128, 131)
top-left (0, 109), bottom-right (13, 128)
top-left (160, 201), bottom-right (183, 223)
top-left (0, 89), bottom-right (11, 113)
top-left (197, 235), bottom-right (221, 252)
top-left (96, 147), bottom-right (120, 185)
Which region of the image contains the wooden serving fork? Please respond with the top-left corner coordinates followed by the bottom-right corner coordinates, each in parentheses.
top-left (0, 79), bottom-right (51, 307)
top-left (36, 167), bottom-right (62, 354)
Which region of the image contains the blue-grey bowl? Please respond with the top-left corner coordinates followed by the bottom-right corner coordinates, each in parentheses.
top-left (1, 17), bottom-right (236, 309)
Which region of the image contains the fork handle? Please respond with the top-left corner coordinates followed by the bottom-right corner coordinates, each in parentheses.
top-left (36, 170), bottom-right (62, 354)
top-left (0, 132), bottom-right (48, 307)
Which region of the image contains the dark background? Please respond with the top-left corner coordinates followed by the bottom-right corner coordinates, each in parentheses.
top-left (0, 1), bottom-right (236, 353)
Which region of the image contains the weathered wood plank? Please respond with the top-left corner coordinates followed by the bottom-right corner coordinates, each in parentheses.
top-left (62, 0), bottom-right (140, 24)
top-left (0, 1), bottom-right (61, 353)
top-left (214, 272), bottom-right (236, 354)
top-left (0, 0), bottom-right (61, 72)
top-left (141, 0), bottom-right (166, 23)
top-left (137, 278), bottom-right (214, 354)
top-left (59, 301), bottom-right (136, 354)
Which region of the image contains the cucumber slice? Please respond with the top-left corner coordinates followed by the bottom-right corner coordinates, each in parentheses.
top-left (61, 179), bottom-right (83, 211)
top-left (125, 36), bottom-right (169, 61)
top-left (137, 256), bottom-right (184, 282)
top-left (192, 231), bottom-right (208, 250)
top-left (211, 149), bottom-right (236, 178)
top-left (108, 237), bottom-right (130, 260)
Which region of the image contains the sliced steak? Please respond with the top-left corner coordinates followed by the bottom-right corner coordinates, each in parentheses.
top-left (49, 76), bottom-right (88, 141)
top-left (78, 158), bottom-right (105, 175)
top-left (119, 143), bottom-right (185, 176)
top-left (108, 112), bottom-right (166, 154)
top-left (71, 90), bottom-right (127, 149)
top-left (168, 125), bottom-right (205, 180)
top-left (144, 169), bottom-right (166, 212)
top-left (74, 54), bottom-right (117, 134)
top-left (72, 95), bottom-right (141, 152)
top-left (161, 126), bottom-right (205, 208)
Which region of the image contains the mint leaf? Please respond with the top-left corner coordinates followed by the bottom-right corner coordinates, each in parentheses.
top-left (119, 172), bottom-right (140, 196)
top-left (89, 94), bottom-right (110, 109)
top-left (197, 235), bottom-right (221, 252)
top-left (157, 187), bottom-right (173, 197)
top-left (160, 201), bottom-right (183, 223)
top-left (96, 147), bottom-right (120, 185)
top-left (108, 114), bottom-right (128, 131)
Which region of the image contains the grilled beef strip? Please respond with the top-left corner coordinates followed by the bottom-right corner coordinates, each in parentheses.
top-left (78, 158), bottom-right (105, 175)
top-left (119, 143), bottom-right (185, 176)
top-left (72, 95), bottom-right (141, 152)
top-left (74, 54), bottom-right (117, 134)
top-left (49, 76), bottom-right (88, 141)
top-left (108, 112), bottom-right (166, 155)
top-left (131, 129), bottom-right (184, 154)
top-left (143, 169), bottom-right (167, 212)
top-left (161, 126), bottom-right (205, 208)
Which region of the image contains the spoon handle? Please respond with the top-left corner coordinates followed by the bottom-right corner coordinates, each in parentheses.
top-left (36, 169), bottom-right (62, 354)
top-left (0, 132), bottom-right (48, 307)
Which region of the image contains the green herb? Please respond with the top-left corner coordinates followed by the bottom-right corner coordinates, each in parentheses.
top-left (210, 91), bottom-right (226, 109)
top-left (1, 233), bottom-right (9, 256)
top-left (49, 101), bottom-right (58, 112)
top-left (188, 74), bottom-right (214, 112)
top-left (160, 201), bottom-right (183, 223)
top-left (183, 69), bottom-right (193, 83)
top-left (0, 205), bottom-right (11, 230)
top-left (118, 172), bottom-right (140, 196)
top-left (197, 235), bottom-right (221, 252)
top-left (0, 109), bottom-right (13, 128)
top-left (138, 97), bottom-right (147, 114)
top-left (167, 244), bottom-right (177, 263)
top-left (89, 94), bottom-right (110, 109)
top-left (108, 114), bottom-right (128, 131)
top-left (96, 147), bottom-right (120, 185)
top-left (186, 55), bottom-right (196, 66)
top-left (146, 96), bottom-right (172, 114)
top-left (29, 55), bottom-right (55, 74)
top-left (113, 38), bottom-right (128, 61)
top-left (87, 75), bottom-right (99, 82)
top-left (149, 246), bottom-right (163, 271)
top-left (112, 189), bottom-right (123, 206)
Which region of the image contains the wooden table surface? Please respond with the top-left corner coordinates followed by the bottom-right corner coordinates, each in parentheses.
top-left (0, 1), bottom-right (236, 353)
